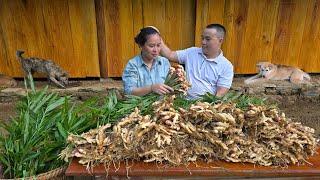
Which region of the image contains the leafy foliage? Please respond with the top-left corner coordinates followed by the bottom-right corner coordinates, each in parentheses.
top-left (200, 91), bottom-right (267, 109)
top-left (0, 75), bottom-right (99, 178)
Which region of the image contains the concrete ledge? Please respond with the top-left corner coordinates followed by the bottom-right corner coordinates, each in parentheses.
top-left (232, 77), bottom-right (320, 97)
top-left (1, 77), bottom-right (320, 103)
top-left (0, 79), bottom-right (123, 103)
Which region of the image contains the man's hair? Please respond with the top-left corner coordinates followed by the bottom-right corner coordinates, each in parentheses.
top-left (206, 24), bottom-right (226, 38)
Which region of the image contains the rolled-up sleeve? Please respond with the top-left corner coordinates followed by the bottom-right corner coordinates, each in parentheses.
top-left (217, 63), bottom-right (234, 88)
top-left (177, 47), bottom-right (199, 64)
top-left (176, 49), bottom-right (188, 64)
top-left (122, 62), bottom-right (138, 95)
top-left (162, 58), bottom-right (171, 77)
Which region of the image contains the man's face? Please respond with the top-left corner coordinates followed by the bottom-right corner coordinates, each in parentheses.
top-left (201, 28), bottom-right (223, 56)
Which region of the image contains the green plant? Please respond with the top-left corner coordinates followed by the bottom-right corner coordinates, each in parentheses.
top-left (200, 91), bottom-right (268, 109)
top-left (0, 75), bottom-right (99, 178)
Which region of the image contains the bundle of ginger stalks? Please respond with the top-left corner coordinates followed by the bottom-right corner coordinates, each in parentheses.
top-left (60, 65), bottom-right (318, 170)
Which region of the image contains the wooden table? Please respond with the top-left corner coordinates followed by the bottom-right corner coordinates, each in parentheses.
top-left (66, 148), bottom-right (320, 178)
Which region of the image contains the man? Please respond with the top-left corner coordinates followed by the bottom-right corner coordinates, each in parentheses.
top-left (161, 24), bottom-right (234, 99)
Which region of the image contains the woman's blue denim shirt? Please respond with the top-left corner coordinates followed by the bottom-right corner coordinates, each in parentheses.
top-left (122, 55), bottom-right (170, 94)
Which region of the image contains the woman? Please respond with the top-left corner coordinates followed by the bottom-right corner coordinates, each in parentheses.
top-left (122, 27), bottom-right (173, 96)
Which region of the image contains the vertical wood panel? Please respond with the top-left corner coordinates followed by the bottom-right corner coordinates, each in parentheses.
top-left (68, 0), bottom-right (100, 77)
top-left (132, 0), bottom-right (144, 54)
top-left (95, 0), bottom-right (108, 78)
top-left (0, 0), bottom-right (99, 78)
top-left (195, 0), bottom-right (225, 46)
top-left (234, 0), bottom-right (280, 73)
top-left (299, 0), bottom-right (320, 72)
top-left (195, 0), bottom-right (208, 46)
top-left (223, 0), bottom-right (236, 67)
top-left (272, 0), bottom-right (309, 67)
top-left (181, 0), bottom-right (196, 49)
top-left (225, 0), bottom-right (249, 72)
top-left (41, 0), bottom-right (75, 75)
top-left (258, 0), bottom-right (280, 65)
top-left (104, 0), bottom-right (135, 77)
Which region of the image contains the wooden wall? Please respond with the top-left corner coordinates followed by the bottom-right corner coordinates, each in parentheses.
top-left (0, 0), bottom-right (100, 78)
top-left (97, 0), bottom-right (195, 77)
top-left (0, 0), bottom-right (320, 78)
top-left (196, 0), bottom-right (320, 74)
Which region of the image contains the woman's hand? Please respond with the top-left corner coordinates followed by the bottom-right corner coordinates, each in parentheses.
top-left (151, 83), bottom-right (174, 95)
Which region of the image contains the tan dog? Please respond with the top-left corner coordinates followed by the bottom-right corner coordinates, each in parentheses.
top-left (244, 62), bottom-right (311, 84)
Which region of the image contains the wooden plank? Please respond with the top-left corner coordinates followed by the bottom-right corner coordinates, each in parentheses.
top-left (141, 0), bottom-right (166, 43)
top-left (272, 0), bottom-right (309, 67)
top-left (0, 1), bottom-right (12, 75)
top-left (233, 0), bottom-right (257, 73)
top-left (132, 0), bottom-right (144, 55)
top-left (105, 0), bottom-right (135, 77)
top-left (165, 0), bottom-right (181, 50)
top-left (223, 0), bottom-right (237, 68)
top-left (180, 0), bottom-right (196, 49)
top-left (257, 0), bottom-right (280, 68)
top-left (235, 0), bottom-right (280, 74)
top-left (119, 0), bottom-right (135, 76)
top-left (68, 0), bottom-right (100, 77)
top-left (104, 0), bottom-right (123, 77)
top-left (224, 0), bottom-right (249, 73)
top-left (0, 0), bottom-right (50, 77)
top-left (66, 148), bottom-right (320, 177)
top-left (207, 0), bottom-right (225, 24)
top-left (195, 0), bottom-right (209, 47)
top-left (95, 0), bottom-right (108, 78)
top-left (141, 0), bottom-right (195, 51)
top-left (40, 0), bottom-right (76, 76)
top-left (299, 0), bottom-right (320, 72)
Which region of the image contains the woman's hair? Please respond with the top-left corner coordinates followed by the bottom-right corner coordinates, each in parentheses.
top-left (134, 27), bottom-right (160, 46)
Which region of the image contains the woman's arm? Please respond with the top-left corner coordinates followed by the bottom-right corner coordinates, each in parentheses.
top-left (131, 85), bottom-right (153, 96)
top-left (131, 84), bottom-right (173, 96)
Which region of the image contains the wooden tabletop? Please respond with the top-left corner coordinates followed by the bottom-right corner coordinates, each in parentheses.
top-left (66, 148), bottom-right (320, 178)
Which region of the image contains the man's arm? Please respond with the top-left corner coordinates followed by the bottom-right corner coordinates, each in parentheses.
top-left (215, 86), bottom-right (229, 97)
top-left (160, 40), bottom-right (179, 63)
top-left (216, 62), bottom-right (234, 97)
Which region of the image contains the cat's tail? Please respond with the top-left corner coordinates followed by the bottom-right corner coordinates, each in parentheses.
top-left (16, 50), bottom-right (25, 59)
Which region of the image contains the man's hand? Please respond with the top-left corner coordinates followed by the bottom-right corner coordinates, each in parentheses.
top-left (216, 87), bottom-right (229, 97)
top-left (160, 38), bottom-right (179, 62)
top-left (151, 83), bottom-right (174, 95)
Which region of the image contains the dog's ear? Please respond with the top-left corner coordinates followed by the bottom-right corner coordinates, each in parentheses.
top-left (268, 63), bottom-right (276, 69)
top-left (256, 62), bottom-right (265, 68)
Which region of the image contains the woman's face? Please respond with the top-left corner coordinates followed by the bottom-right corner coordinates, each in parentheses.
top-left (140, 34), bottom-right (161, 61)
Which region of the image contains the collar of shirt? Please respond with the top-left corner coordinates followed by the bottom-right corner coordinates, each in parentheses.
top-left (198, 49), bottom-right (223, 63)
top-left (137, 54), bottom-right (162, 68)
